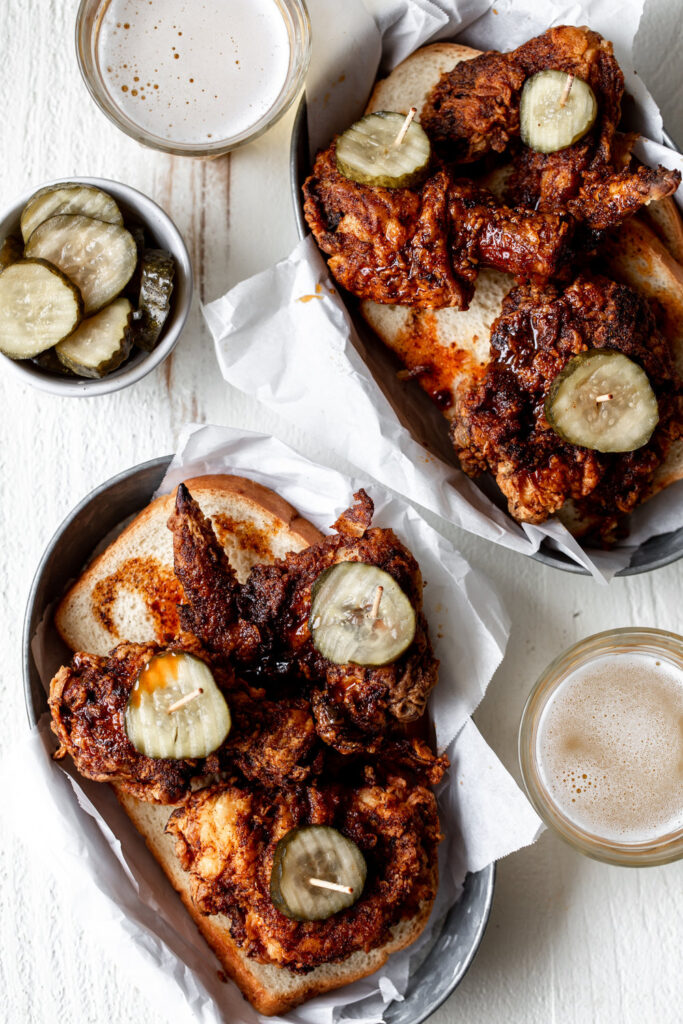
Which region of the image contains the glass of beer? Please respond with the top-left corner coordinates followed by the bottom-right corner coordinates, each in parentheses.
top-left (519, 628), bottom-right (683, 866)
top-left (76, 0), bottom-right (311, 157)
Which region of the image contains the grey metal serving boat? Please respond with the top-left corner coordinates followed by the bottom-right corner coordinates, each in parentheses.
top-left (23, 454), bottom-right (496, 1023)
top-left (290, 98), bottom-right (683, 576)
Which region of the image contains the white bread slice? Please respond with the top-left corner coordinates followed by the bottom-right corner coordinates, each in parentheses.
top-left (361, 269), bottom-right (514, 418)
top-left (365, 42), bottom-right (481, 119)
top-left (642, 195), bottom-right (683, 266)
top-left (55, 475), bottom-right (322, 657)
top-left (117, 789), bottom-right (436, 1017)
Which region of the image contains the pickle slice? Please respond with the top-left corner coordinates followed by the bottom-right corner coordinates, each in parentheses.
top-left (20, 183), bottom-right (123, 244)
top-left (0, 258), bottom-right (82, 359)
top-left (520, 70), bottom-right (597, 153)
top-left (310, 562), bottom-right (416, 666)
top-left (56, 297), bottom-right (134, 378)
top-left (336, 111), bottom-right (431, 189)
top-left (270, 826), bottom-right (366, 921)
top-left (125, 651), bottom-right (231, 760)
top-left (545, 349), bottom-right (659, 453)
top-left (136, 249), bottom-right (175, 351)
top-left (25, 214), bottom-right (137, 314)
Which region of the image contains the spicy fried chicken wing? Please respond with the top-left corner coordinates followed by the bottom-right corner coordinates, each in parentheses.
top-left (451, 274), bottom-right (681, 540)
top-left (303, 145), bottom-right (571, 310)
top-left (165, 773), bottom-right (441, 972)
top-left (169, 486), bottom-right (440, 750)
top-left (422, 25), bottom-right (680, 227)
top-left (49, 640), bottom-right (322, 801)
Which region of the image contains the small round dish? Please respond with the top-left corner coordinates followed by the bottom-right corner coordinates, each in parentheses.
top-left (0, 177), bottom-right (192, 396)
top-left (518, 628), bottom-right (683, 867)
top-left (76, 0), bottom-right (311, 158)
top-left (23, 454), bottom-right (495, 1021)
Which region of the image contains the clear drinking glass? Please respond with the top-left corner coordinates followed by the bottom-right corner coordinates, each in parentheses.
top-left (75, 0), bottom-right (311, 157)
top-left (519, 628), bottom-right (683, 867)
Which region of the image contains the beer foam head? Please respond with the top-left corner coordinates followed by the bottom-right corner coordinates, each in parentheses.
top-left (97, 0), bottom-right (291, 145)
top-left (536, 653), bottom-right (683, 844)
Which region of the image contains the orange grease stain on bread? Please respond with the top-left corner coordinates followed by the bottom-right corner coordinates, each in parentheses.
top-left (92, 556), bottom-right (183, 641)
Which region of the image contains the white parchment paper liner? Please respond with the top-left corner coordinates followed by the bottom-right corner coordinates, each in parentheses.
top-left (5, 423), bottom-right (541, 1024)
top-left (204, 0), bottom-right (683, 583)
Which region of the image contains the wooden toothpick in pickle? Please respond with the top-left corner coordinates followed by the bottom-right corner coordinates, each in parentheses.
top-left (392, 107), bottom-right (417, 147)
top-left (308, 878), bottom-right (355, 895)
top-left (166, 686), bottom-right (204, 714)
top-left (559, 73), bottom-right (574, 107)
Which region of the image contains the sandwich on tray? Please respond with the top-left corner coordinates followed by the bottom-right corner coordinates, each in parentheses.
top-left (49, 474), bottom-right (447, 1015)
top-left (303, 26), bottom-right (683, 546)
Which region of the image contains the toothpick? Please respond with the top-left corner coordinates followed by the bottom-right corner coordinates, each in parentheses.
top-left (559, 73), bottom-right (574, 107)
top-left (167, 687), bottom-right (203, 713)
top-left (595, 393), bottom-right (614, 403)
top-left (309, 878), bottom-right (354, 895)
top-left (393, 107), bottom-right (417, 147)
top-left (370, 585), bottom-right (383, 620)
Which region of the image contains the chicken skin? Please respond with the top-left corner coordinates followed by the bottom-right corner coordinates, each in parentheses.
top-left (170, 486), bottom-right (439, 752)
top-left (422, 25), bottom-right (680, 225)
top-left (303, 145), bottom-right (572, 310)
top-left (451, 274), bottom-right (681, 541)
top-left (166, 772), bottom-right (441, 972)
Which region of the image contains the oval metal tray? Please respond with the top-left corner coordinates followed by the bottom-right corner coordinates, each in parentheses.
top-left (22, 454), bottom-right (495, 1023)
top-left (290, 97), bottom-right (683, 577)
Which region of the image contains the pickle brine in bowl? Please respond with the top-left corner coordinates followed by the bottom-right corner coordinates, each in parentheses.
top-left (0, 177), bottom-right (192, 396)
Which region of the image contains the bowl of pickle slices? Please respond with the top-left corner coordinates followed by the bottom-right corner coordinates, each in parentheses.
top-left (0, 177), bottom-right (192, 396)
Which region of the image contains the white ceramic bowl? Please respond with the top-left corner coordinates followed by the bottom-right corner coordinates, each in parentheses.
top-left (0, 176), bottom-right (192, 396)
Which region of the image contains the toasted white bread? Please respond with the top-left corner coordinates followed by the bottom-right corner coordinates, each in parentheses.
top-left (60, 475), bottom-right (438, 1014)
top-left (117, 790), bottom-right (436, 1016)
top-left (358, 43), bottom-right (683, 519)
top-left (365, 42), bottom-right (480, 119)
top-left (55, 474), bottom-right (322, 657)
top-left (642, 195), bottom-right (683, 266)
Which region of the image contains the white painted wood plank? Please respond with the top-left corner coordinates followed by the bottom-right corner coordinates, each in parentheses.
top-left (0, 1), bottom-right (680, 1022)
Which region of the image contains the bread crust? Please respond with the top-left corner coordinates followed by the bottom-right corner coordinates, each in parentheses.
top-left (365, 42), bottom-right (482, 117)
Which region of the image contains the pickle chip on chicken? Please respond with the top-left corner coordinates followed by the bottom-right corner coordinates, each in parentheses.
top-left (335, 111), bottom-right (431, 189)
top-left (310, 562), bottom-right (416, 666)
top-left (270, 826), bottom-right (367, 921)
top-left (520, 70), bottom-right (597, 153)
top-left (125, 651), bottom-right (231, 760)
top-left (545, 349), bottom-right (659, 453)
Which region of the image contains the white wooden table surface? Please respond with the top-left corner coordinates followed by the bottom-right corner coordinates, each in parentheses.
top-left (1, 2), bottom-right (681, 1022)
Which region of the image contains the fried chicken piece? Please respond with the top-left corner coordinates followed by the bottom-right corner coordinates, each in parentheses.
top-left (423, 26), bottom-right (680, 227)
top-left (168, 487), bottom-right (261, 663)
top-left (49, 640), bottom-right (322, 801)
top-left (451, 274), bottom-right (681, 540)
top-left (303, 145), bottom-right (571, 310)
top-left (423, 26), bottom-right (621, 162)
top-left (169, 487), bottom-right (440, 750)
top-left (166, 773), bottom-right (441, 972)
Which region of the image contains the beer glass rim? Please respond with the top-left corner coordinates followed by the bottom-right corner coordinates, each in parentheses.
top-left (518, 627), bottom-right (683, 867)
top-left (75, 0), bottom-right (311, 157)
